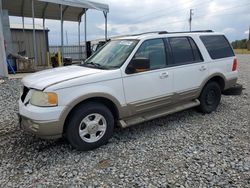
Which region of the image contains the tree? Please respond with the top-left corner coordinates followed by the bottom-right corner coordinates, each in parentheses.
top-left (231, 39), bottom-right (248, 49)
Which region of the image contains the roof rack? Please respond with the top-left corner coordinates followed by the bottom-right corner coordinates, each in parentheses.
top-left (128, 30), bottom-right (213, 37)
top-left (131, 31), bottom-right (167, 36)
top-left (159, 30), bottom-right (214, 34)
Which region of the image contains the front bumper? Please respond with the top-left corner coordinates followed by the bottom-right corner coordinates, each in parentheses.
top-left (19, 114), bottom-right (63, 139)
top-left (19, 99), bottom-right (66, 139)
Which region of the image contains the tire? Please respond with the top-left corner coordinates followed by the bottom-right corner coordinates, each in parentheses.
top-left (65, 102), bottom-right (114, 151)
top-left (222, 83), bottom-right (243, 96)
top-left (198, 82), bottom-right (221, 113)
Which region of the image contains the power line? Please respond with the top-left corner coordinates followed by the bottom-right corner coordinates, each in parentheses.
top-left (194, 2), bottom-right (250, 19)
top-left (138, 3), bottom-right (250, 32)
top-left (136, 0), bottom-right (249, 25)
top-left (195, 10), bottom-right (250, 21)
top-left (135, 0), bottom-right (212, 23)
top-left (134, 0), bottom-right (197, 20)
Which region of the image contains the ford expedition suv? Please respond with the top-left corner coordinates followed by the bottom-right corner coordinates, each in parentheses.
top-left (19, 30), bottom-right (238, 151)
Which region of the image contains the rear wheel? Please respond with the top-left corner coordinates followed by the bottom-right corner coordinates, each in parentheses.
top-left (198, 82), bottom-right (221, 113)
top-left (66, 102), bottom-right (114, 151)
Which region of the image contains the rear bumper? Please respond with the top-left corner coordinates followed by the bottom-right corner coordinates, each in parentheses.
top-left (19, 114), bottom-right (62, 139)
top-left (224, 77), bottom-right (238, 90)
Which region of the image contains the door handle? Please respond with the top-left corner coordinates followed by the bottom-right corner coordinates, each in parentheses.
top-left (199, 66), bottom-right (207, 71)
top-left (160, 72), bottom-right (169, 79)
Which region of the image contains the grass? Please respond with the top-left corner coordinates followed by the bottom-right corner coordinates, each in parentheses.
top-left (234, 49), bottom-right (250, 54)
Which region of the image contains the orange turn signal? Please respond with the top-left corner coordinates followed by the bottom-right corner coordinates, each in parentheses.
top-left (48, 93), bottom-right (58, 105)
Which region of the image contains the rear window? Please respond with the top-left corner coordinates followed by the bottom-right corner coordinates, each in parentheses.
top-left (200, 35), bottom-right (234, 59)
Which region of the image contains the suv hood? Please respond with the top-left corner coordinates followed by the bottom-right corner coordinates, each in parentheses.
top-left (22, 66), bottom-right (102, 90)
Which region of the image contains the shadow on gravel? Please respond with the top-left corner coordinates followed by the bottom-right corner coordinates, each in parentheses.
top-left (14, 107), bottom-right (200, 153)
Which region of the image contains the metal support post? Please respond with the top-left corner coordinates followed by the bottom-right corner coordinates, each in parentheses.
top-left (32, 0), bottom-right (38, 68)
top-left (84, 10), bottom-right (87, 59)
top-left (43, 18), bottom-right (47, 66)
top-left (103, 11), bottom-right (107, 41)
top-left (22, 16), bottom-right (27, 51)
top-left (0, 0), bottom-right (8, 77)
top-left (60, 4), bottom-right (64, 65)
top-left (78, 20), bottom-right (81, 59)
top-left (84, 10), bottom-right (87, 43)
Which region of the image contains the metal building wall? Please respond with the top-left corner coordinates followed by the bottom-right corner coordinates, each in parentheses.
top-left (10, 29), bottom-right (49, 66)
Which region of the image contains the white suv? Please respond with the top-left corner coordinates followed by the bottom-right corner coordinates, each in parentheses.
top-left (19, 30), bottom-right (238, 150)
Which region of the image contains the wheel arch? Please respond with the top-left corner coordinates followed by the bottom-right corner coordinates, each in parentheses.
top-left (60, 93), bottom-right (123, 134)
top-left (201, 73), bottom-right (226, 93)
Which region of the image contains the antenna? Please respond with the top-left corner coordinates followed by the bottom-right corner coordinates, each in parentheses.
top-left (189, 9), bottom-right (194, 31)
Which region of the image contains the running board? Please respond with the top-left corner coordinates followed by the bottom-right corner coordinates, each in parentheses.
top-left (119, 99), bottom-right (200, 128)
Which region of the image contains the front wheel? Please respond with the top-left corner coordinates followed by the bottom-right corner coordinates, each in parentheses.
top-left (66, 102), bottom-right (114, 151)
top-left (198, 82), bottom-right (221, 113)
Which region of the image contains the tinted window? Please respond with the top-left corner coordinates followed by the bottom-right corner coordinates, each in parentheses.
top-left (134, 39), bottom-right (166, 70)
top-left (169, 37), bottom-right (194, 64)
top-left (200, 35), bottom-right (234, 59)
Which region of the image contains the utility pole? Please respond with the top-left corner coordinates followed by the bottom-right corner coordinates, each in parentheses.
top-left (189, 9), bottom-right (194, 31)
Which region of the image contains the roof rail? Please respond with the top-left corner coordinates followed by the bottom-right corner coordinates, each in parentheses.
top-left (128, 30), bottom-right (213, 37)
top-left (160, 30), bottom-right (213, 34)
top-left (131, 31), bottom-right (167, 36)
top-left (158, 31), bottom-right (168, 34)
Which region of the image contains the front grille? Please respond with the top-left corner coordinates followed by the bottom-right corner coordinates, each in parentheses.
top-left (21, 86), bottom-right (30, 102)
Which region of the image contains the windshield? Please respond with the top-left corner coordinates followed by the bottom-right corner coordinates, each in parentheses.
top-left (82, 40), bottom-right (138, 69)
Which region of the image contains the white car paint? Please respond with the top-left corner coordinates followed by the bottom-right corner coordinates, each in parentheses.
top-left (19, 31), bottom-right (238, 130)
top-left (22, 66), bottom-right (103, 90)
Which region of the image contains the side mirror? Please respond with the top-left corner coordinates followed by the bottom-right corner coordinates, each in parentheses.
top-left (126, 57), bottom-right (150, 74)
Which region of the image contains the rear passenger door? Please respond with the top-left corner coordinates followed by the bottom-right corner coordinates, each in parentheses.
top-left (167, 36), bottom-right (208, 100)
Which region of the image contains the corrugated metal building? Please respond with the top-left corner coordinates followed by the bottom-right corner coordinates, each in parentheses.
top-left (9, 23), bottom-right (49, 66)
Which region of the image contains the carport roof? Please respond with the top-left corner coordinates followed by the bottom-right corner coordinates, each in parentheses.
top-left (2, 0), bottom-right (109, 22)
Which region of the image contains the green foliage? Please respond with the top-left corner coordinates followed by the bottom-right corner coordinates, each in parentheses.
top-left (231, 39), bottom-right (248, 49)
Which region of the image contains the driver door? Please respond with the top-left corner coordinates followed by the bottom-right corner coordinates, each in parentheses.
top-left (122, 38), bottom-right (174, 114)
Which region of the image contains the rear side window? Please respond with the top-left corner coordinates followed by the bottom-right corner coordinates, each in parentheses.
top-left (169, 37), bottom-right (203, 65)
top-left (200, 35), bottom-right (234, 59)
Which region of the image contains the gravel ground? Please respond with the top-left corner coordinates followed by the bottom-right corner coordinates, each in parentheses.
top-left (0, 55), bottom-right (249, 187)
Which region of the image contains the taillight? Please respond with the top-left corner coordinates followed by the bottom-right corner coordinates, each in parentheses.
top-left (232, 58), bottom-right (238, 71)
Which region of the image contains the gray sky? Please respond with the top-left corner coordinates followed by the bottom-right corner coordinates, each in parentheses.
top-left (10, 0), bottom-right (250, 45)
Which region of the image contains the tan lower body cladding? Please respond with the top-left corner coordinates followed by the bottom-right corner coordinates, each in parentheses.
top-left (119, 88), bottom-right (200, 128)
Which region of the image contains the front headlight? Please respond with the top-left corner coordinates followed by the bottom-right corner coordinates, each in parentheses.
top-left (30, 90), bottom-right (58, 107)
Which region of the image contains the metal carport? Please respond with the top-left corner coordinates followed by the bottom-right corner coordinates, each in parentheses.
top-left (0, 0), bottom-right (109, 77)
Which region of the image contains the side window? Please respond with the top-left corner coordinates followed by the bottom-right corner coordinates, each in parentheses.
top-left (169, 37), bottom-right (202, 65)
top-left (169, 37), bottom-right (193, 64)
top-left (134, 39), bottom-right (167, 70)
top-left (200, 35), bottom-right (234, 59)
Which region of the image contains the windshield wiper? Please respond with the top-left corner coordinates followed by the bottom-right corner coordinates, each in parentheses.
top-left (83, 62), bottom-right (105, 69)
top-left (86, 62), bottom-right (101, 67)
